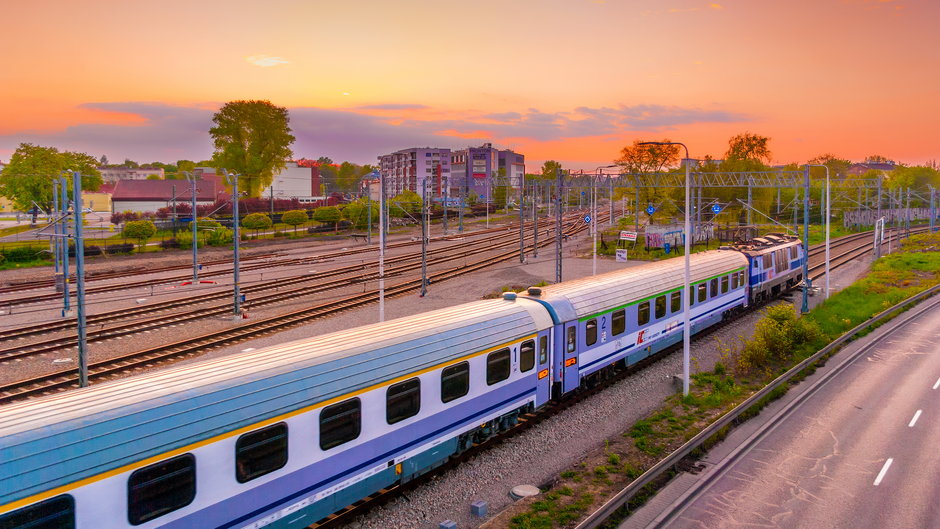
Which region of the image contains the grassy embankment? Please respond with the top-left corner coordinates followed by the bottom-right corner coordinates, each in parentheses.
top-left (504, 231), bottom-right (940, 529)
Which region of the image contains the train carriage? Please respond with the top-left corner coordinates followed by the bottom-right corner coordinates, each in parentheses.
top-left (522, 250), bottom-right (749, 396)
top-left (738, 234), bottom-right (804, 302)
top-left (0, 299), bottom-right (553, 529)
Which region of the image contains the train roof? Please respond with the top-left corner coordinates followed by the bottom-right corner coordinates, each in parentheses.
top-left (522, 249), bottom-right (748, 322)
top-left (732, 233), bottom-right (802, 256)
top-left (0, 297), bottom-right (552, 506)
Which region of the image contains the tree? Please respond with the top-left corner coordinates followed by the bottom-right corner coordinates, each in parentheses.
top-left (614, 140), bottom-right (681, 173)
top-left (313, 206), bottom-right (343, 233)
top-left (541, 160), bottom-right (562, 180)
top-left (123, 220), bottom-right (157, 249)
top-left (123, 158), bottom-right (139, 169)
top-left (146, 174), bottom-right (161, 180)
top-left (865, 154), bottom-right (893, 164)
top-left (342, 199), bottom-right (379, 229)
top-left (317, 156), bottom-right (334, 165)
top-left (0, 143), bottom-right (103, 212)
top-left (807, 153), bottom-right (852, 178)
top-left (99, 155), bottom-right (109, 166)
top-left (389, 189), bottom-right (421, 217)
top-left (209, 100), bottom-right (295, 198)
top-left (241, 212), bottom-right (273, 237)
top-left (723, 132), bottom-right (772, 170)
top-left (887, 165), bottom-right (940, 190)
top-left (176, 160), bottom-right (196, 173)
top-left (281, 209), bottom-right (308, 234)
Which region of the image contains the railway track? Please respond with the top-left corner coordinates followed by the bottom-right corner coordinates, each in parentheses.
top-left (0, 221), bottom-right (545, 304)
top-left (0, 217), bottom-right (591, 405)
top-left (0, 219), bottom-right (567, 359)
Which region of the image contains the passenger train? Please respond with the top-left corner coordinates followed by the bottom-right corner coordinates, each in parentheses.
top-left (0, 234), bottom-right (804, 529)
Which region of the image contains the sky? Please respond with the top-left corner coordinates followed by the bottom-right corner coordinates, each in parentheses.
top-left (1, 0), bottom-right (938, 170)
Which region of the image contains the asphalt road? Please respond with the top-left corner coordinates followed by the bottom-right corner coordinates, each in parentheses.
top-left (657, 299), bottom-right (940, 529)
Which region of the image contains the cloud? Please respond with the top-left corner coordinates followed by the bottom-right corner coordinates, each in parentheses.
top-left (354, 103), bottom-right (429, 110)
top-left (709, 3), bottom-right (723, 9)
top-left (245, 55), bottom-right (290, 67)
top-left (0, 102), bottom-right (750, 165)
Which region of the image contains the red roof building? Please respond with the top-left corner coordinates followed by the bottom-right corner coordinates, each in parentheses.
top-left (111, 179), bottom-right (218, 213)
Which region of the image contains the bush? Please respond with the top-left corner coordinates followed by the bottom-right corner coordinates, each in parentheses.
top-left (123, 220), bottom-right (157, 249)
top-left (159, 239), bottom-right (178, 249)
top-left (176, 232), bottom-right (203, 249)
top-left (206, 227), bottom-right (233, 246)
top-left (105, 243), bottom-right (134, 255)
top-left (313, 206), bottom-right (342, 233)
top-left (738, 304), bottom-right (821, 373)
top-left (189, 217), bottom-right (221, 231)
top-left (281, 209), bottom-right (309, 233)
top-left (241, 212), bottom-right (273, 236)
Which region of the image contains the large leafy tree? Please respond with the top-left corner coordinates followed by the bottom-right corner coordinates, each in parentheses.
top-left (0, 143), bottom-right (102, 211)
top-left (807, 153), bottom-right (852, 179)
top-left (614, 140), bottom-right (681, 173)
top-left (722, 132), bottom-right (772, 171)
top-left (209, 100), bottom-right (295, 198)
top-left (540, 160), bottom-right (562, 180)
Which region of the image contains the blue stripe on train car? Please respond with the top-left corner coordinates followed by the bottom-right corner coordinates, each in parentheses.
top-left (578, 297), bottom-right (743, 373)
top-left (166, 381), bottom-right (536, 529)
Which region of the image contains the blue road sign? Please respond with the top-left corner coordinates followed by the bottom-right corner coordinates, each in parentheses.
top-left (646, 206), bottom-right (656, 215)
top-left (664, 242), bottom-right (671, 254)
top-left (584, 215), bottom-right (592, 223)
top-left (712, 204), bottom-right (722, 214)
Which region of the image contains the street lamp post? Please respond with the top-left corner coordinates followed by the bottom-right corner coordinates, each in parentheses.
top-left (639, 142), bottom-right (691, 396)
top-left (224, 170), bottom-right (242, 317)
top-left (807, 164), bottom-right (831, 299)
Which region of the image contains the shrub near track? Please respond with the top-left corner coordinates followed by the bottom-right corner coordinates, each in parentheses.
top-left (501, 231), bottom-right (940, 529)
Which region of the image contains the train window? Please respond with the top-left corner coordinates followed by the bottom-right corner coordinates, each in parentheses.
top-left (127, 454), bottom-right (196, 525)
top-left (612, 310), bottom-right (626, 335)
top-left (721, 275), bottom-right (729, 294)
top-left (320, 398), bottom-right (361, 450)
top-left (441, 362), bottom-right (470, 402)
top-left (709, 279), bottom-right (718, 298)
top-left (697, 283), bottom-right (707, 303)
top-left (731, 272), bottom-right (739, 289)
top-left (763, 254), bottom-right (772, 269)
top-left (566, 327), bottom-right (577, 353)
top-left (654, 295), bottom-right (666, 319)
top-left (487, 348), bottom-right (511, 385)
top-left (637, 302), bottom-right (650, 326)
top-left (0, 495), bottom-right (74, 529)
top-left (538, 336), bottom-right (548, 364)
top-left (689, 285), bottom-right (695, 306)
top-left (387, 378), bottom-right (421, 424)
top-left (520, 340), bottom-right (536, 372)
top-left (739, 270), bottom-right (747, 286)
top-left (790, 246), bottom-right (798, 260)
top-left (585, 319), bottom-right (598, 346)
top-left (236, 423), bottom-right (288, 483)
top-left (671, 291), bottom-right (681, 313)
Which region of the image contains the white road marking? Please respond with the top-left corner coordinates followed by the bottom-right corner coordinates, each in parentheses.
top-left (933, 377), bottom-right (940, 390)
top-left (908, 410), bottom-right (922, 427)
top-left (873, 458), bottom-right (893, 486)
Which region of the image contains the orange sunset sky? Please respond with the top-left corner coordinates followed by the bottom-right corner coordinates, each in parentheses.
top-left (1, 0), bottom-right (937, 170)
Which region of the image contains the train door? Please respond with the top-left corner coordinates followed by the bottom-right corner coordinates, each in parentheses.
top-left (535, 331), bottom-right (551, 405)
top-left (562, 320), bottom-right (580, 393)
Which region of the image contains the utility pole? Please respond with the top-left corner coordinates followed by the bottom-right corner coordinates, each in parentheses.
top-left (532, 182), bottom-right (539, 258)
top-left (270, 185), bottom-right (275, 217)
top-left (458, 176), bottom-right (465, 233)
top-left (71, 171), bottom-right (89, 387)
top-left (377, 170), bottom-right (386, 321)
top-left (171, 184), bottom-right (178, 237)
top-left (186, 172), bottom-right (199, 284)
top-left (801, 165), bottom-right (810, 314)
top-left (555, 166), bottom-right (563, 283)
top-left (420, 177), bottom-right (429, 297)
top-left (367, 193), bottom-right (372, 245)
top-left (225, 170), bottom-right (241, 317)
top-left (930, 185), bottom-right (936, 233)
top-left (52, 179), bottom-right (61, 285)
top-left (60, 177), bottom-right (71, 315)
top-left (905, 187), bottom-right (911, 238)
top-left (519, 179), bottom-right (525, 263)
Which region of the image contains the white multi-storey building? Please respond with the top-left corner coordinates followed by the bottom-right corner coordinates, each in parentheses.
top-left (377, 148), bottom-right (451, 196)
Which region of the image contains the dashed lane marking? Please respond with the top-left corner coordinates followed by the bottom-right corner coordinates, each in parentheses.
top-left (873, 458), bottom-right (893, 486)
top-left (908, 410), bottom-right (922, 427)
top-left (933, 377), bottom-right (940, 390)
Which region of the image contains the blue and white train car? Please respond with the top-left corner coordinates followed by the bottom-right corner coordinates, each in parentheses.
top-left (737, 234), bottom-right (804, 302)
top-left (522, 250), bottom-right (749, 395)
top-left (0, 298), bottom-right (553, 529)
